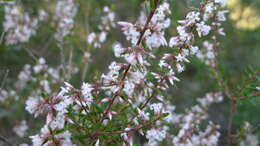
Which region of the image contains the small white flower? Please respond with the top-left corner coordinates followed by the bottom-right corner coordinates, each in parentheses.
top-left (169, 37), bottom-right (179, 47)
top-left (186, 11), bottom-right (200, 25)
top-left (146, 128), bottom-right (167, 144)
top-left (113, 43), bottom-right (125, 57)
top-left (196, 21), bottom-right (211, 37)
top-left (150, 103), bottom-right (163, 114)
top-left (137, 108), bottom-right (149, 121)
top-left (215, 0), bottom-right (227, 7)
top-left (87, 32), bottom-right (96, 44)
top-left (13, 120), bottom-right (28, 137)
top-left (30, 134), bottom-right (44, 146)
top-left (81, 82), bottom-right (94, 106)
top-left (99, 31), bottom-right (107, 43)
top-left (124, 53), bottom-right (137, 65)
top-left (25, 97), bottom-right (41, 117)
top-left (190, 46), bottom-right (199, 55)
top-left (167, 69), bottom-right (180, 85)
top-left (217, 10), bottom-right (228, 21)
top-left (176, 63), bottom-right (184, 73)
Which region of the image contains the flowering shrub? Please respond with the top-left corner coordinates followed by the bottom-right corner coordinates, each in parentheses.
top-left (0, 0), bottom-right (259, 146)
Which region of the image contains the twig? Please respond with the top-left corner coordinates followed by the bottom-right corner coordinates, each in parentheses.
top-left (227, 96), bottom-right (237, 145)
top-left (0, 135), bottom-right (13, 146)
top-left (87, 1), bottom-right (160, 144)
top-left (0, 31), bottom-right (5, 44)
top-left (99, 0), bottom-right (159, 124)
top-left (24, 47), bottom-right (38, 62)
top-left (0, 69), bottom-right (9, 90)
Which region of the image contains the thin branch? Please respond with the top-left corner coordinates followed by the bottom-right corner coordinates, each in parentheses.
top-left (0, 135), bottom-right (13, 146)
top-left (99, 0), bottom-right (159, 124)
top-left (0, 69), bottom-right (9, 90)
top-left (24, 47), bottom-right (38, 62)
top-left (0, 31), bottom-right (5, 44)
top-left (87, 1), bottom-right (160, 144)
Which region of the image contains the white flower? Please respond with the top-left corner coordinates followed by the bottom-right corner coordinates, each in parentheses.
top-left (81, 82), bottom-right (94, 106)
top-left (55, 131), bottom-right (75, 146)
top-left (169, 37), bottom-right (179, 47)
top-left (175, 54), bottom-right (187, 62)
top-left (25, 97), bottom-right (41, 117)
top-left (240, 134), bottom-right (259, 146)
top-left (146, 128), bottom-right (167, 144)
top-left (190, 46), bottom-right (199, 55)
top-left (54, 97), bottom-right (73, 114)
top-left (19, 144), bottom-right (29, 146)
top-left (124, 53), bottom-right (137, 65)
top-left (118, 21), bottom-right (140, 45)
top-left (102, 62), bottom-right (121, 83)
top-left (48, 112), bottom-right (66, 129)
top-left (206, 51), bottom-right (215, 59)
top-left (186, 11), bottom-right (200, 25)
top-left (13, 120), bottom-right (28, 137)
top-left (137, 108), bottom-right (149, 121)
top-left (131, 70), bottom-right (146, 84)
top-left (217, 10), bottom-right (228, 21)
top-left (159, 59), bottom-right (168, 68)
top-left (88, 32), bottom-right (96, 44)
top-left (196, 21), bottom-right (211, 37)
top-left (177, 26), bottom-right (190, 41)
top-left (123, 81), bottom-right (135, 96)
top-left (38, 58), bottom-right (46, 64)
top-left (113, 43), bottom-right (125, 57)
top-left (54, 0), bottom-right (78, 42)
top-left (167, 69), bottom-right (180, 85)
top-left (4, 5), bottom-right (39, 44)
top-left (146, 32), bottom-right (167, 49)
top-left (99, 31), bottom-right (107, 43)
top-left (176, 63), bottom-right (184, 73)
top-left (30, 134), bottom-right (44, 146)
top-left (215, 0), bottom-right (227, 7)
top-left (204, 41), bottom-right (214, 50)
top-left (205, 2), bottom-right (215, 14)
top-left (150, 103), bottom-right (163, 114)
top-left (40, 80), bottom-right (51, 94)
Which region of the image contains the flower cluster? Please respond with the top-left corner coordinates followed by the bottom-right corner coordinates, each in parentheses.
top-left (54, 0), bottom-right (78, 42)
top-left (195, 1), bottom-right (228, 67)
top-left (115, 2), bottom-right (171, 66)
top-left (27, 81), bottom-right (94, 145)
top-left (3, 5), bottom-right (46, 45)
top-left (87, 6), bottom-right (116, 48)
top-left (13, 120), bottom-right (28, 138)
top-left (171, 92), bottom-right (223, 146)
top-left (239, 122), bottom-right (259, 146)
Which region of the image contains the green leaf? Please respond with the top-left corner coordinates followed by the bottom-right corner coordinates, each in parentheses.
top-left (150, 0), bottom-right (155, 10)
top-left (144, 2), bottom-right (149, 16)
top-left (161, 112), bottom-right (169, 118)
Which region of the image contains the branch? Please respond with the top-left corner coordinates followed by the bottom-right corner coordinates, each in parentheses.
top-left (99, 0), bottom-right (160, 124)
top-left (0, 135), bottom-right (13, 146)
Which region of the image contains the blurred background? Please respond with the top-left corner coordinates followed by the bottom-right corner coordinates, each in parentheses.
top-left (0, 0), bottom-right (259, 145)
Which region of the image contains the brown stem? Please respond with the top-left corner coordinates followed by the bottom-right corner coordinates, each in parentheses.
top-left (99, 0), bottom-right (159, 124)
top-left (227, 97), bottom-right (237, 146)
top-left (0, 135), bottom-right (13, 146)
top-left (87, 1), bottom-right (160, 144)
